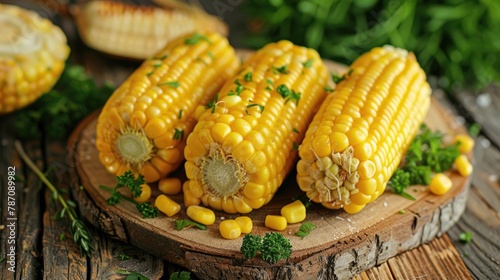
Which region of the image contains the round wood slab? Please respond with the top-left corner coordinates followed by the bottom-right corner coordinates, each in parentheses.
top-left (68, 60), bottom-right (471, 280)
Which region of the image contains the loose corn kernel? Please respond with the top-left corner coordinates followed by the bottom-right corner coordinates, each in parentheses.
top-left (158, 177), bottom-right (182, 195)
top-left (155, 194), bottom-right (181, 217)
top-left (453, 134), bottom-right (475, 153)
top-left (280, 200), bottom-right (306, 224)
top-left (186, 205), bottom-right (216, 226)
top-left (429, 173), bottom-right (453, 195)
top-left (454, 155), bottom-right (473, 177)
top-left (265, 215), bottom-right (287, 231)
top-left (219, 220), bottom-right (242, 240)
top-left (134, 184), bottom-right (152, 203)
top-left (235, 216), bottom-right (253, 233)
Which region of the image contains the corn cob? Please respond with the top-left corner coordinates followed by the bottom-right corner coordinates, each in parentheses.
top-left (296, 46), bottom-right (431, 214)
top-left (72, 0), bottom-right (227, 60)
top-left (0, 4), bottom-right (69, 114)
top-left (184, 40), bottom-right (329, 213)
top-left (96, 31), bottom-right (239, 182)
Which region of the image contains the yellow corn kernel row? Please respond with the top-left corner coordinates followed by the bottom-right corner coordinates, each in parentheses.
top-left (0, 4), bottom-right (70, 114)
top-left (96, 31), bottom-right (239, 183)
top-left (73, 0), bottom-right (227, 60)
top-left (297, 46), bottom-right (431, 214)
top-left (184, 40), bottom-right (329, 214)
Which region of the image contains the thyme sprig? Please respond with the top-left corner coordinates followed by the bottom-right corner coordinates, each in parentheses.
top-left (14, 141), bottom-right (94, 257)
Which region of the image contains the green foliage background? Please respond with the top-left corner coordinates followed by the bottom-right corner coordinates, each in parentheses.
top-left (243, 0), bottom-right (500, 90)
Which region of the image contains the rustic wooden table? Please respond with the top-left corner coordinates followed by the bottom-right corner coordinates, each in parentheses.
top-left (1, 1), bottom-right (499, 279)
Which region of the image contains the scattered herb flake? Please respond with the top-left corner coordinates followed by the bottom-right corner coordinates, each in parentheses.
top-left (175, 219), bottom-right (207, 231)
top-left (173, 128), bottom-right (185, 141)
top-left (459, 231), bottom-right (473, 244)
top-left (206, 93), bottom-right (219, 113)
top-left (169, 271), bottom-right (191, 280)
top-left (468, 123), bottom-right (481, 137)
top-left (207, 52), bottom-right (214, 60)
top-left (265, 86), bottom-right (273, 91)
top-left (324, 86), bottom-right (334, 92)
top-left (155, 54), bottom-right (167, 60)
top-left (244, 72), bottom-right (253, 82)
top-left (185, 33), bottom-right (211, 45)
top-left (146, 71), bottom-right (153, 77)
top-left (246, 103), bottom-right (264, 113)
top-left (399, 209), bottom-right (406, 214)
top-left (295, 222), bottom-right (316, 239)
top-left (293, 141), bottom-right (299, 151)
top-left (292, 127), bottom-right (299, 134)
top-left (272, 65), bottom-right (289, 74)
top-left (158, 81), bottom-right (179, 88)
top-left (119, 253), bottom-right (131, 260)
top-left (266, 79), bottom-right (274, 86)
top-left (153, 63), bottom-right (162, 68)
top-left (291, 194), bottom-right (312, 208)
top-left (303, 58), bottom-right (314, 68)
top-left (195, 57), bottom-right (207, 65)
top-left (178, 109), bottom-right (183, 119)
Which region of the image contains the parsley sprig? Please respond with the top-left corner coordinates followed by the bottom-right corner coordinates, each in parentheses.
top-left (276, 84), bottom-right (301, 105)
top-left (388, 125), bottom-right (461, 199)
top-left (100, 171), bottom-right (159, 218)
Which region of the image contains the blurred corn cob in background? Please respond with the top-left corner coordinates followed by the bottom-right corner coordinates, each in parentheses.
top-left (297, 46), bottom-right (431, 214)
top-left (72, 0), bottom-right (228, 60)
top-left (183, 40), bottom-right (329, 213)
top-left (96, 31), bottom-right (239, 183)
top-left (0, 4), bottom-right (69, 114)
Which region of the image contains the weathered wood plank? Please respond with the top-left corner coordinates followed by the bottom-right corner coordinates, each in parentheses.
top-left (447, 137), bottom-right (500, 280)
top-left (452, 85), bottom-right (500, 148)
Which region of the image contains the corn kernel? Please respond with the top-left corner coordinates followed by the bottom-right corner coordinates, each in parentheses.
top-left (429, 173), bottom-right (453, 195)
top-left (235, 216), bottom-right (253, 233)
top-left (134, 184), bottom-right (152, 203)
top-left (186, 205), bottom-right (216, 225)
top-left (280, 200), bottom-right (306, 224)
top-left (453, 134), bottom-right (474, 154)
top-left (219, 220), bottom-right (242, 239)
top-left (155, 194), bottom-right (181, 217)
top-left (454, 155), bottom-right (473, 177)
top-left (158, 177), bottom-right (182, 195)
top-left (265, 215), bottom-right (287, 231)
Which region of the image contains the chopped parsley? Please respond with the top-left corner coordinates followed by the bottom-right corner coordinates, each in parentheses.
top-left (303, 58), bottom-right (314, 68)
top-left (276, 84), bottom-right (301, 105)
top-left (272, 64), bottom-right (289, 74)
top-left (246, 103), bottom-right (264, 114)
top-left (173, 128), bottom-right (184, 141)
top-left (295, 222), bottom-right (316, 239)
top-left (185, 33), bottom-right (211, 45)
top-left (158, 81), bottom-right (179, 88)
top-left (244, 72), bottom-right (253, 82)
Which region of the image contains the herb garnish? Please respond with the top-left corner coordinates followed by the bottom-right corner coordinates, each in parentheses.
top-left (14, 141), bottom-right (94, 257)
top-left (99, 171), bottom-right (159, 218)
top-left (158, 81), bottom-right (179, 88)
top-left (173, 128), bottom-right (185, 141)
top-left (175, 219), bottom-right (207, 231)
top-left (295, 222), bottom-right (316, 239)
top-left (185, 33), bottom-right (211, 45)
top-left (303, 59), bottom-right (314, 68)
top-left (276, 84), bottom-right (301, 105)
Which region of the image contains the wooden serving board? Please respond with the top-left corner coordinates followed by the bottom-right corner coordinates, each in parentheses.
top-left (68, 60), bottom-right (471, 280)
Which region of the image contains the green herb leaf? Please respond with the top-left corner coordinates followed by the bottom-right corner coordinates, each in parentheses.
top-left (459, 231), bottom-right (473, 244)
top-left (303, 58), bottom-right (314, 68)
top-left (261, 232), bottom-right (292, 264)
top-left (136, 202), bottom-right (159, 218)
top-left (240, 234), bottom-right (263, 259)
top-left (175, 219), bottom-right (207, 231)
top-left (293, 127), bottom-right (299, 134)
top-left (324, 86), bottom-right (334, 93)
top-left (246, 103), bottom-right (264, 114)
top-left (185, 33), bottom-right (211, 45)
top-left (468, 123), bottom-right (481, 137)
top-left (169, 271), bottom-right (191, 280)
top-left (119, 253), bottom-right (131, 260)
top-left (295, 222), bottom-right (316, 239)
top-left (206, 93), bottom-right (219, 113)
top-left (399, 209), bottom-right (406, 214)
top-left (207, 52), bottom-right (214, 60)
top-left (244, 72), bottom-right (253, 82)
top-left (178, 109), bottom-right (183, 119)
top-left (293, 141), bottom-right (299, 151)
top-left (291, 194), bottom-right (312, 208)
top-left (158, 81), bottom-right (179, 88)
top-left (174, 128), bottom-right (185, 141)
top-left (272, 65), bottom-right (289, 74)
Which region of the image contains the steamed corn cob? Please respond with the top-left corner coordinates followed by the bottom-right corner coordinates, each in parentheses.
top-left (0, 4), bottom-right (69, 114)
top-left (96, 31), bottom-right (239, 182)
top-left (73, 0), bottom-right (227, 60)
top-left (296, 46), bottom-right (431, 214)
top-left (184, 40), bottom-right (329, 213)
